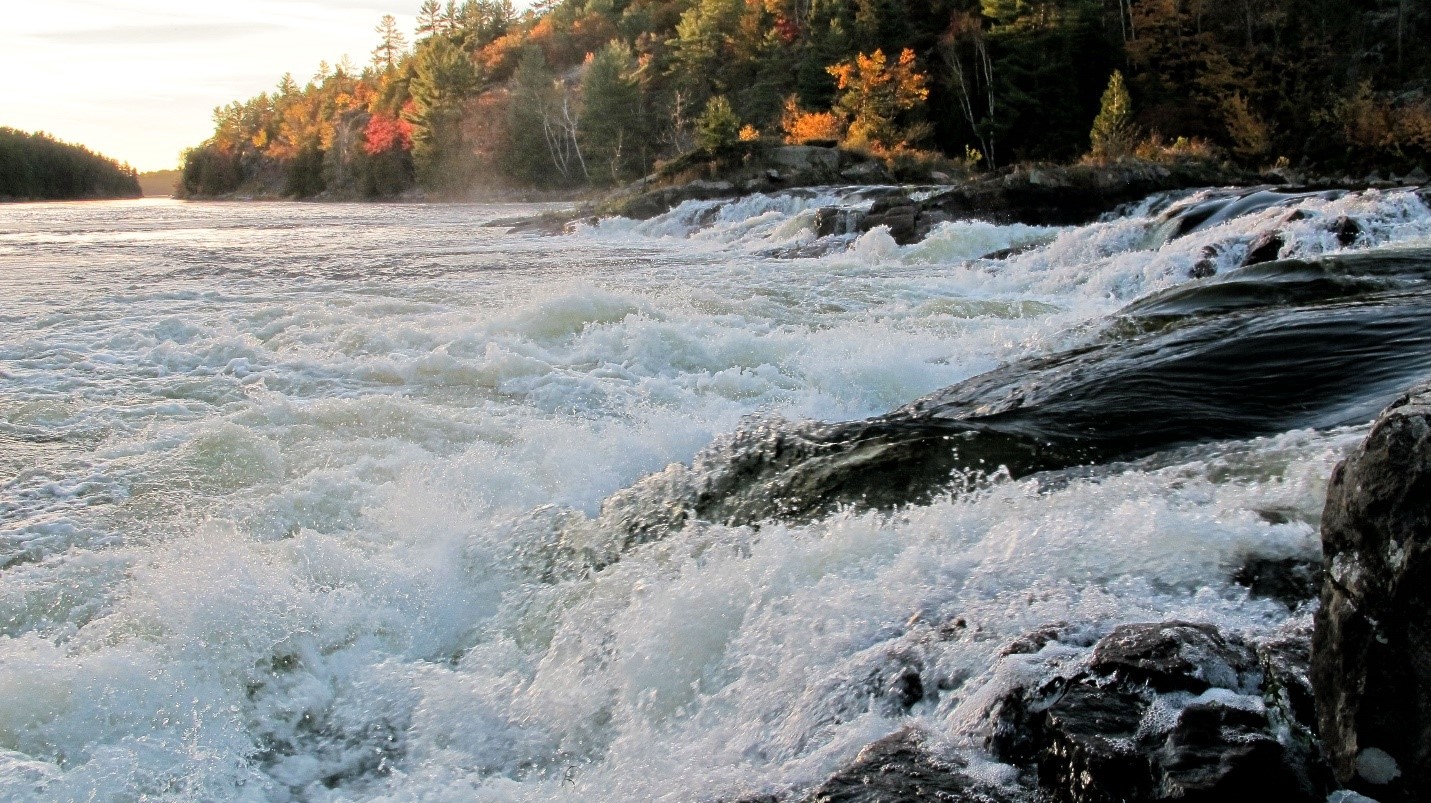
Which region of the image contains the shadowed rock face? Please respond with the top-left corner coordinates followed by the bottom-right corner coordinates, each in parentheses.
top-left (1314, 381), bottom-right (1431, 801)
top-left (602, 248), bottom-right (1431, 539)
top-left (767, 621), bottom-right (1326, 803)
top-left (996, 622), bottom-right (1323, 803)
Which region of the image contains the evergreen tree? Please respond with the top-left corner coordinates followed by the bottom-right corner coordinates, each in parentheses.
top-left (507, 47), bottom-right (586, 185)
top-left (408, 36), bottom-right (482, 191)
top-left (695, 95), bottom-right (741, 151)
top-left (670, 0), bottom-right (745, 104)
top-left (1089, 70), bottom-right (1138, 162)
top-left (0, 128), bottom-right (141, 200)
top-left (373, 15), bottom-right (408, 72)
top-left (580, 41), bottom-right (644, 183)
top-left (416, 0), bottom-right (444, 39)
top-left (277, 73), bottom-right (299, 98)
top-left (794, 0), bottom-right (853, 110)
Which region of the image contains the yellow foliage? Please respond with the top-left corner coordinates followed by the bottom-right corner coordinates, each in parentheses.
top-left (780, 96), bottom-right (846, 144)
top-left (1336, 83), bottom-right (1431, 154)
top-left (738, 124), bottom-right (761, 142)
top-left (1132, 133), bottom-right (1220, 163)
top-left (825, 48), bottom-right (929, 150)
top-left (1221, 93), bottom-right (1272, 159)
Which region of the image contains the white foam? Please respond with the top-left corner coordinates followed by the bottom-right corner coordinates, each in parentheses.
top-left (0, 192), bottom-right (1424, 800)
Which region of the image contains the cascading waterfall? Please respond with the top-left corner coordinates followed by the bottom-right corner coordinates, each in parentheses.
top-left (0, 186), bottom-right (1428, 801)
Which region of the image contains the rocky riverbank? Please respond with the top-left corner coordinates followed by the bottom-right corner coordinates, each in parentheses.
top-left (730, 381), bottom-right (1431, 803)
top-left (592, 145), bottom-right (1265, 231)
top-left (504, 143), bottom-right (1426, 240)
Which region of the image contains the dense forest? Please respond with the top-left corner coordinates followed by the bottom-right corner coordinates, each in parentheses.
top-left (0, 128), bottom-right (142, 201)
top-left (180, 0), bottom-right (1431, 199)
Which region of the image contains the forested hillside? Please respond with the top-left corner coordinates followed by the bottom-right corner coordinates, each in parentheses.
top-left (180, 0), bottom-right (1431, 199)
top-left (0, 128), bottom-right (142, 201)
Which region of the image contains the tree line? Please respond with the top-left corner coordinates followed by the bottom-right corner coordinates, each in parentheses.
top-left (0, 128), bottom-right (142, 201)
top-left (180, 0), bottom-right (1431, 199)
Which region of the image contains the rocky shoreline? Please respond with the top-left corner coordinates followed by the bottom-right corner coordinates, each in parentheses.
top-left (502, 145), bottom-right (1427, 240)
top-left (727, 383), bottom-right (1431, 803)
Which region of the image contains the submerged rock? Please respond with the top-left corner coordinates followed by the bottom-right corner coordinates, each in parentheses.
top-left (1233, 556), bottom-right (1322, 608)
top-left (1242, 231), bottom-right (1284, 266)
top-left (603, 248), bottom-right (1431, 536)
top-left (1314, 380), bottom-right (1431, 801)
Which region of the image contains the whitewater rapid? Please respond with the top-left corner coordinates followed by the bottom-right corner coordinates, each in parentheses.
top-left (0, 188), bottom-right (1428, 801)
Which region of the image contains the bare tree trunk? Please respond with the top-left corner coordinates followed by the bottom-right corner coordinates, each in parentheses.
top-left (1398, 0), bottom-right (1407, 74)
top-left (560, 93), bottom-right (589, 181)
top-left (941, 27), bottom-right (997, 169)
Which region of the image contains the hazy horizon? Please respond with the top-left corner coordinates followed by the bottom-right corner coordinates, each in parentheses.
top-left (0, 1), bottom-right (476, 172)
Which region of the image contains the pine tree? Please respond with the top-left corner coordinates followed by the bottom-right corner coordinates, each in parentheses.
top-left (416, 0), bottom-right (444, 39)
top-left (373, 15), bottom-right (408, 72)
top-left (580, 42), bottom-right (644, 183)
top-left (1088, 69), bottom-right (1138, 162)
top-left (276, 73), bottom-right (299, 98)
top-left (507, 48), bottom-right (557, 184)
top-left (408, 36), bottom-right (482, 191)
top-left (695, 95), bottom-right (741, 151)
top-left (670, 0), bottom-right (745, 103)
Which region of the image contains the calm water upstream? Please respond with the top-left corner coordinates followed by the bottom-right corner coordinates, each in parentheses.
top-left (1, 191), bottom-right (1428, 800)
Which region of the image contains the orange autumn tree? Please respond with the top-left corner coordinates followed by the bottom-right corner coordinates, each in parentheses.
top-left (780, 96), bottom-right (846, 144)
top-left (827, 48), bottom-right (930, 151)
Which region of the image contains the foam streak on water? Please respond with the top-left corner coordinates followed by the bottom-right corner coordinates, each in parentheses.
top-left (0, 191), bottom-right (1428, 801)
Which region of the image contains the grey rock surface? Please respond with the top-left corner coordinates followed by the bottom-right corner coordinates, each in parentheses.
top-left (1314, 380), bottom-right (1431, 801)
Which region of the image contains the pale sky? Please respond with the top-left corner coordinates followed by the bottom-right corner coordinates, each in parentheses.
top-left (2, 1), bottom-right (432, 171)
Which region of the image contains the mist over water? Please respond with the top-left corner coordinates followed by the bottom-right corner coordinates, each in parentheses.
top-left (1, 190), bottom-right (1428, 801)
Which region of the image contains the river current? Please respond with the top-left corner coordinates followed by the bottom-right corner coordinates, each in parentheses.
top-left (1, 190), bottom-right (1428, 801)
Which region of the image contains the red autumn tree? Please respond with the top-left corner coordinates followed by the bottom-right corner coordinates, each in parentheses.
top-left (363, 110), bottom-right (413, 155)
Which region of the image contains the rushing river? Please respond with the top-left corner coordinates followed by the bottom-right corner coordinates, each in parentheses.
top-left (1, 190), bottom-right (1429, 801)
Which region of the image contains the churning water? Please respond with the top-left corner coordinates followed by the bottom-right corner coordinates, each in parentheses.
top-left (1, 189), bottom-right (1429, 801)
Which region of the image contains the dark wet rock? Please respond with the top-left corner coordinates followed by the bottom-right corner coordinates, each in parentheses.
top-left (840, 161), bottom-right (893, 183)
top-left (1189, 246), bottom-right (1219, 278)
top-left (863, 201), bottom-right (920, 244)
top-left (1314, 380), bottom-right (1431, 801)
top-left (1242, 231), bottom-right (1284, 266)
top-left (1233, 557), bottom-right (1322, 607)
top-left (1087, 622), bottom-right (1258, 694)
top-left (979, 242), bottom-right (1045, 262)
top-left (603, 247), bottom-right (1431, 535)
top-left (987, 622), bottom-right (1322, 803)
top-left (1258, 623), bottom-right (1329, 794)
top-left (1404, 167), bottom-right (1428, 185)
top-left (1158, 188), bottom-right (1348, 241)
top-left (492, 211), bottom-right (580, 235)
top-left (1036, 683), bottom-right (1149, 801)
top-left (906, 161), bottom-right (1257, 230)
top-left (1000, 624), bottom-right (1072, 658)
top-left (815, 207), bottom-right (862, 238)
top-left (1333, 216), bottom-right (1361, 247)
top-left (1151, 702), bottom-right (1292, 800)
top-left (801, 729), bottom-right (1039, 803)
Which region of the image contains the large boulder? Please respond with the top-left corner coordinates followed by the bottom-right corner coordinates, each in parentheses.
top-left (1314, 380), bottom-right (1431, 800)
top-left (987, 622), bottom-right (1322, 803)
